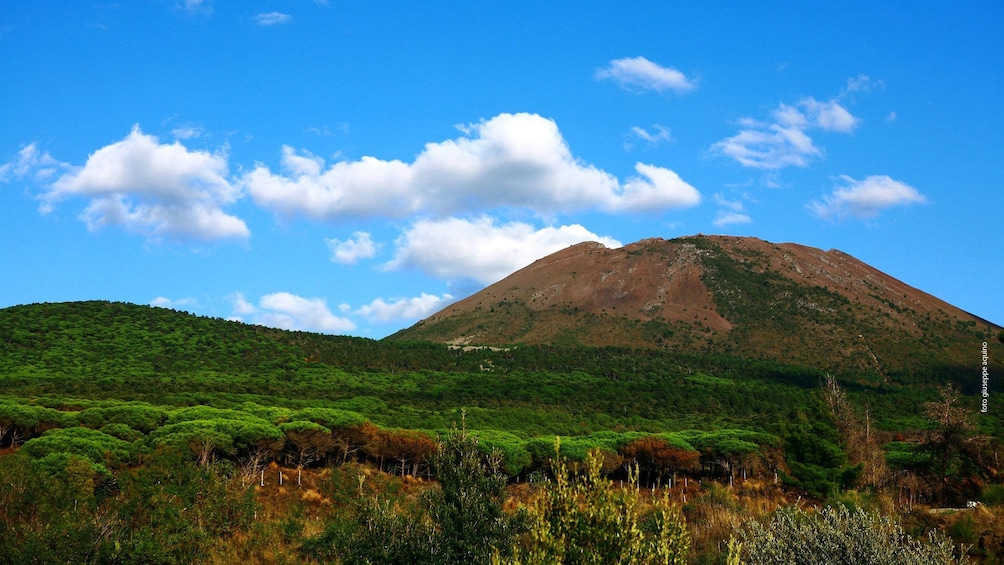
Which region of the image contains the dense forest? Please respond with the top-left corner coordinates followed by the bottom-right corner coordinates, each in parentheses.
top-left (0, 301), bottom-right (1001, 563)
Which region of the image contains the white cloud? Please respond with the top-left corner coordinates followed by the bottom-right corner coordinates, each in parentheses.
top-left (228, 291), bottom-right (258, 316)
top-left (798, 98), bottom-right (858, 132)
top-left (711, 193), bottom-right (752, 227)
top-left (356, 293), bottom-right (455, 323)
top-left (841, 74), bottom-right (883, 96)
top-left (809, 175), bottom-right (927, 220)
top-left (180, 0), bottom-right (212, 14)
top-left (612, 163), bottom-right (701, 212)
top-left (712, 122), bottom-right (820, 169)
top-left (626, 125), bottom-right (672, 150)
top-left (631, 125), bottom-right (671, 143)
top-left (226, 289), bottom-right (449, 331)
top-left (248, 292), bottom-right (355, 333)
top-left (713, 192), bottom-right (746, 212)
top-left (886, 111), bottom-right (897, 122)
top-left (243, 112), bottom-right (701, 219)
top-left (255, 12), bottom-right (293, 25)
top-left (711, 97), bottom-right (857, 170)
top-left (713, 211), bottom-right (752, 227)
top-left (150, 296), bottom-right (199, 309)
top-left (171, 126), bottom-right (203, 140)
top-left (595, 57), bottom-right (697, 93)
top-left (0, 143), bottom-right (66, 182)
top-left (386, 216), bottom-right (622, 285)
top-left (325, 231), bottom-right (378, 264)
top-left (41, 126), bottom-right (248, 241)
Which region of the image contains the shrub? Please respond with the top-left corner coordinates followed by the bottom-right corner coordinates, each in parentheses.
top-left (22, 426), bottom-right (135, 466)
top-left (424, 426), bottom-right (526, 564)
top-left (980, 483), bottom-right (1004, 506)
top-left (736, 505), bottom-right (967, 565)
top-left (514, 441), bottom-right (689, 564)
top-left (303, 425), bottom-right (523, 565)
top-left (621, 436), bottom-right (700, 484)
top-left (470, 429), bottom-right (532, 476)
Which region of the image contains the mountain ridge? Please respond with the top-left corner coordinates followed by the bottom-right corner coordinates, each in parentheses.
top-left (389, 235), bottom-right (1001, 380)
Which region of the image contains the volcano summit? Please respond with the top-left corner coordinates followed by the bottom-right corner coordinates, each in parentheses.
top-left (390, 235), bottom-right (1001, 379)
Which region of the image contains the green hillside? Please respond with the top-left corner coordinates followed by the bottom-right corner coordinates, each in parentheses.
top-left (0, 300), bottom-right (980, 434)
top-left (2, 300), bottom-right (999, 468)
top-left (1, 300), bottom-right (1001, 562)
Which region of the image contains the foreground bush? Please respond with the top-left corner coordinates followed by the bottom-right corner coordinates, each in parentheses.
top-left (302, 425), bottom-right (524, 565)
top-left (735, 505), bottom-right (967, 565)
top-left (513, 441), bottom-right (690, 565)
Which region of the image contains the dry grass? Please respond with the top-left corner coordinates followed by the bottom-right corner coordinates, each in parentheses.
top-left (202, 462), bottom-right (1004, 564)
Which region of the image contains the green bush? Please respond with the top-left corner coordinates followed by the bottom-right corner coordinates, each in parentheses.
top-left (99, 422), bottom-right (144, 442)
top-left (470, 429), bottom-right (532, 475)
top-left (288, 407), bottom-right (367, 428)
top-left (425, 426), bottom-right (526, 563)
top-left (77, 403), bottom-right (166, 433)
top-left (22, 426), bottom-right (135, 466)
top-left (514, 441), bottom-right (690, 564)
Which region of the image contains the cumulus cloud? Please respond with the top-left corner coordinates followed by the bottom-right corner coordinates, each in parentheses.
top-left (228, 292), bottom-right (257, 316)
top-left (39, 126), bottom-right (248, 241)
top-left (386, 215), bottom-right (622, 285)
top-left (614, 163), bottom-right (701, 212)
top-left (255, 12), bottom-right (292, 25)
top-left (809, 175), bottom-right (927, 220)
top-left (595, 57), bottom-right (697, 93)
top-left (356, 293), bottom-right (455, 323)
top-left (232, 291), bottom-right (355, 333)
top-left (325, 231), bottom-right (378, 264)
top-left (712, 97), bottom-right (858, 170)
top-left (242, 113), bottom-right (701, 220)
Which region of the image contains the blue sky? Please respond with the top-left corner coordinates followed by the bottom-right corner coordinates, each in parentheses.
top-left (2, 1), bottom-right (1002, 337)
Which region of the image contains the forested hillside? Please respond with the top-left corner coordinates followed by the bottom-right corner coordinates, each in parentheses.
top-left (1, 300), bottom-right (1001, 562)
top-left (5, 300), bottom-right (993, 435)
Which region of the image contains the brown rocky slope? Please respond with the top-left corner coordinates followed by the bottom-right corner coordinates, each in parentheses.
top-left (388, 235), bottom-right (1002, 380)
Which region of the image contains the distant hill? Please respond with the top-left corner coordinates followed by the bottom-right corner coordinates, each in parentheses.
top-left (389, 235), bottom-right (1002, 381)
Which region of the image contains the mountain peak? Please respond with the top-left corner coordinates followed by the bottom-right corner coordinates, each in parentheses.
top-left (389, 235), bottom-right (998, 378)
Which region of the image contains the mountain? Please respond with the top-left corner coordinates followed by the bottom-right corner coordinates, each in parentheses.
top-left (389, 235), bottom-right (1002, 380)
